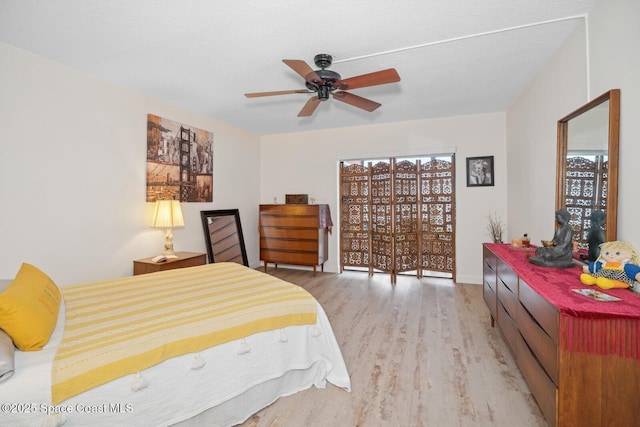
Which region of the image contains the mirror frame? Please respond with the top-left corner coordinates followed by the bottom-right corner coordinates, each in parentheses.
top-left (556, 89), bottom-right (620, 243)
top-left (200, 209), bottom-right (249, 266)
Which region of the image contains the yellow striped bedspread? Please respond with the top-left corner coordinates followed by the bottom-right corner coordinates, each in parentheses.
top-left (51, 262), bottom-right (317, 405)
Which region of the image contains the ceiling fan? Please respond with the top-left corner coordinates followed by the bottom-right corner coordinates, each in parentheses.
top-left (244, 54), bottom-right (401, 117)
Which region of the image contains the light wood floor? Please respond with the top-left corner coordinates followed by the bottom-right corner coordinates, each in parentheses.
top-left (239, 268), bottom-right (546, 427)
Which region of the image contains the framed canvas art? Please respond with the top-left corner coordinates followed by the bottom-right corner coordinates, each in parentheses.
top-left (146, 114), bottom-right (214, 202)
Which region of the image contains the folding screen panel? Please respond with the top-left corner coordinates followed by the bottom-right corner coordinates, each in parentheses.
top-left (393, 159), bottom-right (420, 277)
top-left (340, 155), bottom-right (455, 283)
top-left (419, 158), bottom-right (455, 277)
top-left (339, 163), bottom-right (370, 270)
top-left (565, 155), bottom-right (607, 245)
top-left (369, 161), bottom-right (394, 275)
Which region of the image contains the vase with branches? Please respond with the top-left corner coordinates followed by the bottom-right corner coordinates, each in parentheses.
top-left (486, 212), bottom-right (506, 243)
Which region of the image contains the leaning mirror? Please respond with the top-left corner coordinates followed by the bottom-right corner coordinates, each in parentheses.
top-left (200, 209), bottom-right (249, 266)
top-left (556, 89), bottom-right (620, 254)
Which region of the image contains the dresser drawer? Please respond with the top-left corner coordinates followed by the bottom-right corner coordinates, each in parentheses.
top-left (260, 215), bottom-right (319, 228)
top-left (518, 299), bottom-right (558, 385)
top-left (483, 248), bottom-right (498, 322)
top-left (259, 205), bottom-right (320, 227)
top-left (497, 260), bottom-right (518, 293)
top-left (260, 204), bottom-right (318, 216)
top-left (497, 264), bottom-right (518, 320)
top-left (260, 227), bottom-right (319, 240)
top-left (497, 298), bottom-right (518, 355)
top-left (483, 261), bottom-right (496, 293)
top-left (483, 246), bottom-right (497, 272)
top-left (518, 279), bottom-right (558, 343)
top-left (516, 331), bottom-right (557, 426)
top-left (260, 238), bottom-right (318, 252)
top-left (260, 249), bottom-right (319, 266)
top-left (483, 279), bottom-right (497, 321)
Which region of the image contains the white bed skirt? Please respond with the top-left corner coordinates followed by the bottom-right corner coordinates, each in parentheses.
top-left (0, 301), bottom-right (350, 427)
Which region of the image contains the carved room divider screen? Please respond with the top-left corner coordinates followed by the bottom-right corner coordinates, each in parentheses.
top-left (340, 156), bottom-right (455, 283)
top-left (565, 154), bottom-right (607, 246)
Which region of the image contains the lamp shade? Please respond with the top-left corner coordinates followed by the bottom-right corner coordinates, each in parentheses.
top-left (151, 200), bottom-right (185, 228)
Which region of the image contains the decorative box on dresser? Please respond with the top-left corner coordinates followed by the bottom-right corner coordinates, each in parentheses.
top-left (483, 243), bottom-right (640, 427)
top-left (259, 204), bottom-right (332, 275)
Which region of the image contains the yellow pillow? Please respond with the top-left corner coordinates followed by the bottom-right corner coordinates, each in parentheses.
top-left (0, 263), bottom-right (61, 351)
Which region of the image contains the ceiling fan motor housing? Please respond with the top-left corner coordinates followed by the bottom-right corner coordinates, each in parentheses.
top-left (305, 69), bottom-right (341, 100)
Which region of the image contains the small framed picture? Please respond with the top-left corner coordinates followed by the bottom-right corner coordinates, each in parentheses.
top-left (466, 156), bottom-right (494, 187)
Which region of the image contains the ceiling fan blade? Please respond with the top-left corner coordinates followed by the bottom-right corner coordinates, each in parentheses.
top-left (245, 89), bottom-right (311, 98)
top-left (298, 96), bottom-right (321, 117)
top-left (334, 68), bottom-right (400, 91)
top-left (332, 92), bottom-right (381, 112)
top-left (283, 59), bottom-right (322, 83)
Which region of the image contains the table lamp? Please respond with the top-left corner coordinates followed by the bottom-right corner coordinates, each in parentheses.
top-left (151, 200), bottom-right (184, 257)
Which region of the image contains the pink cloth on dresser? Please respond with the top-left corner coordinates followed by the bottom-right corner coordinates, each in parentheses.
top-left (486, 243), bottom-right (640, 359)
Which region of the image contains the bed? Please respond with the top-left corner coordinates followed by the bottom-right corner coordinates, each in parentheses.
top-left (0, 262), bottom-right (351, 426)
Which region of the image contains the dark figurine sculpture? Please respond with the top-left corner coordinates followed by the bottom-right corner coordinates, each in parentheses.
top-left (528, 208), bottom-right (575, 268)
top-left (586, 210), bottom-right (606, 262)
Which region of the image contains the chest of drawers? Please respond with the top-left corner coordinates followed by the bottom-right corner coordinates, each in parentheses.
top-left (259, 204), bottom-right (331, 275)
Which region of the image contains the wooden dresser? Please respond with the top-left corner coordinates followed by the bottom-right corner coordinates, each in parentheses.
top-left (259, 204), bottom-right (331, 275)
top-left (483, 243), bottom-right (640, 427)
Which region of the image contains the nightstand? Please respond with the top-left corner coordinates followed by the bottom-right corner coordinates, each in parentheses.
top-left (133, 251), bottom-right (207, 275)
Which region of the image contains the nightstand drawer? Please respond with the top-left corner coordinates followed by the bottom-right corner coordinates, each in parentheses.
top-left (133, 252), bottom-right (206, 275)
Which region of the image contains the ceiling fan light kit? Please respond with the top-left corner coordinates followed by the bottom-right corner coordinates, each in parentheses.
top-left (244, 53), bottom-right (400, 117)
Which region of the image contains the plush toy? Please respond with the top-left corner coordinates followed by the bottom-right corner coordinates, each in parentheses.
top-left (580, 241), bottom-right (640, 292)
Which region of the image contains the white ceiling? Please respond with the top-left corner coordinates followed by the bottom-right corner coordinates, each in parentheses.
top-left (0, 0), bottom-right (597, 135)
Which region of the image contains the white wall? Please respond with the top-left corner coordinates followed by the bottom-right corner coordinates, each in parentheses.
top-left (260, 113), bottom-right (507, 284)
top-left (0, 42), bottom-right (261, 286)
top-left (506, 22), bottom-right (588, 242)
top-left (2, 0), bottom-right (637, 287)
top-left (588, 0), bottom-right (640, 245)
top-left (507, 0), bottom-right (640, 254)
